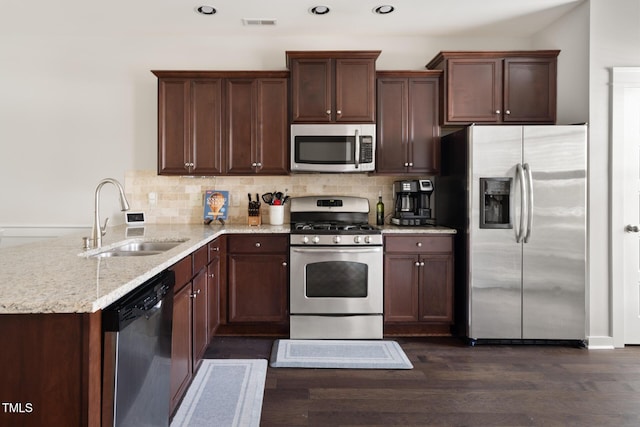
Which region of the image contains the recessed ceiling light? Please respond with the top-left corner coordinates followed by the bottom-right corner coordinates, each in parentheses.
top-left (373, 5), bottom-right (395, 14)
top-left (196, 5), bottom-right (217, 15)
top-left (309, 5), bottom-right (330, 15)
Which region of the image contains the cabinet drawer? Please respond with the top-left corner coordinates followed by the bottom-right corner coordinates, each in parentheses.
top-left (193, 245), bottom-right (208, 273)
top-left (208, 236), bottom-right (225, 263)
top-left (228, 234), bottom-right (288, 254)
top-left (171, 255), bottom-right (193, 291)
top-left (385, 235), bottom-right (453, 254)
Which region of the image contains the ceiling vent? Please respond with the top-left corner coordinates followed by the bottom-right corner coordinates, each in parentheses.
top-left (242, 18), bottom-right (277, 26)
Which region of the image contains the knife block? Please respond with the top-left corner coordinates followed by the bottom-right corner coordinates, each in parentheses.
top-left (248, 205), bottom-right (261, 226)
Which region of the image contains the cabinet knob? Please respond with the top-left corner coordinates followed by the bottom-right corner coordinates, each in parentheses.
top-left (251, 162), bottom-right (257, 167)
top-left (420, 262), bottom-right (425, 267)
top-left (282, 262), bottom-right (287, 267)
top-left (625, 225), bottom-right (640, 233)
top-left (404, 162), bottom-right (409, 167)
top-left (256, 162), bottom-right (262, 167)
top-left (336, 110), bottom-right (342, 115)
top-left (415, 261), bottom-right (421, 267)
top-left (210, 246), bottom-right (219, 252)
top-left (191, 289), bottom-right (201, 298)
top-left (326, 110), bottom-right (331, 115)
top-left (505, 110), bottom-right (511, 115)
top-left (408, 162), bottom-right (414, 167)
top-left (208, 273), bottom-right (215, 279)
top-left (495, 110), bottom-right (501, 114)
top-left (255, 242), bottom-right (261, 248)
top-left (416, 242), bottom-right (422, 247)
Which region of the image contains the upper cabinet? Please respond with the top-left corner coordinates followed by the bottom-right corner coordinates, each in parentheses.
top-left (225, 77), bottom-right (288, 175)
top-left (287, 51), bottom-right (380, 123)
top-left (153, 71), bottom-right (289, 176)
top-left (156, 77), bottom-right (224, 175)
top-left (376, 71), bottom-right (441, 175)
top-left (426, 51), bottom-right (559, 125)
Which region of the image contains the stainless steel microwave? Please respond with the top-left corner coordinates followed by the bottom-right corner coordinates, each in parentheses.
top-left (290, 124), bottom-right (376, 173)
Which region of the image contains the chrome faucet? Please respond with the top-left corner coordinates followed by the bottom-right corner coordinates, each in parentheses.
top-left (85, 178), bottom-right (130, 249)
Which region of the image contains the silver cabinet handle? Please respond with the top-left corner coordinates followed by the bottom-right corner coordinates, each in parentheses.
top-left (415, 261), bottom-right (420, 267)
top-left (420, 262), bottom-right (425, 267)
top-left (255, 242), bottom-right (261, 247)
top-left (416, 242), bottom-right (422, 247)
top-left (326, 110), bottom-right (331, 115)
top-left (408, 162), bottom-right (413, 167)
top-left (251, 162), bottom-right (257, 167)
top-left (208, 273), bottom-right (215, 279)
top-left (210, 246), bottom-right (219, 252)
top-left (626, 225), bottom-right (640, 233)
top-left (404, 162), bottom-right (409, 167)
top-left (495, 110), bottom-right (501, 114)
top-left (336, 110), bottom-right (342, 115)
top-left (282, 262), bottom-right (287, 267)
top-left (505, 110), bottom-right (511, 115)
top-left (256, 162), bottom-right (262, 167)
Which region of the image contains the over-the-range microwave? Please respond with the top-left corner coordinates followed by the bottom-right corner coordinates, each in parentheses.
top-left (290, 124), bottom-right (376, 173)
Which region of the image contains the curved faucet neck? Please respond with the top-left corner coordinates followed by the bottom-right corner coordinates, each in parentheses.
top-left (90, 178), bottom-right (130, 249)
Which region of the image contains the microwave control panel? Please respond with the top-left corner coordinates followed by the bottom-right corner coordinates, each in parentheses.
top-left (360, 136), bottom-right (374, 163)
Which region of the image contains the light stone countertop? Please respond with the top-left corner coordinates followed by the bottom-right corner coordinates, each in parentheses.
top-left (0, 222), bottom-right (454, 314)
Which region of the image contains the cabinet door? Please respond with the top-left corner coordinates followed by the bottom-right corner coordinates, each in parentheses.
top-left (170, 283), bottom-right (192, 412)
top-left (191, 79), bottom-right (224, 175)
top-left (158, 79), bottom-right (190, 174)
top-left (503, 57), bottom-right (557, 123)
top-left (419, 254), bottom-right (454, 323)
top-left (376, 78), bottom-right (409, 174)
top-left (408, 78), bottom-right (440, 174)
top-left (192, 269), bottom-right (208, 366)
top-left (207, 258), bottom-right (220, 339)
top-left (384, 253), bottom-right (420, 322)
top-left (290, 58), bottom-right (332, 122)
top-left (227, 254), bottom-right (288, 323)
top-left (446, 58), bottom-right (502, 123)
top-left (255, 78), bottom-right (288, 174)
top-left (335, 58), bottom-right (376, 123)
top-left (226, 79), bottom-right (256, 174)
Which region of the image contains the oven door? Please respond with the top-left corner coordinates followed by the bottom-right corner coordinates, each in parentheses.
top-left (290, 246), bottom-right (383, 314)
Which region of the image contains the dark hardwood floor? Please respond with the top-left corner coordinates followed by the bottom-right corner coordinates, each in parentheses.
top-left (204, 337), bottom-right (640, 426)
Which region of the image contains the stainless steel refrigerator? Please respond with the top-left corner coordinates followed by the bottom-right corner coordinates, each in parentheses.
top-left (437, 125), bottom-right (586, 343)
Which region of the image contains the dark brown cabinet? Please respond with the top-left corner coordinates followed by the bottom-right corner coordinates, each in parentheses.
top-left (226, 77), bottom-right (288, 175)
top-left (376, 71), bottom-right (441, 174)
top-left (169, 245), bottom-right (209, 414)
top-left (384, 234), bottom-right (454, 336)
top-left (227, 234), bottom-right (288, 324)
top-left (426, 51), bottom-right (559, 125)
top-left (156, 77), bottom-right (224, 175)
top-left (207, 237), bottom-right (225, 340)
top-left (287, 51), bottom-right (380, 123)
top-left (153, 71), bottom-right (289, 176)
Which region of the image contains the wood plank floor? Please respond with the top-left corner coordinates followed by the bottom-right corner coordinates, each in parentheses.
top-left (204, 337), bottom-right (640, 426)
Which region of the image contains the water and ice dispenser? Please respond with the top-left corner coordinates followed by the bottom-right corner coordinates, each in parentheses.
top-left (480, 178), bottom-right (512, 229)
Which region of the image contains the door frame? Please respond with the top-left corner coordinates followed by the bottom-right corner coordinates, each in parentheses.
top-left (611, 67), bottom-right (640, 348)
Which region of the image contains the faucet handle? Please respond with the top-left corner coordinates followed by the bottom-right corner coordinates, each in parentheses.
top-left (101, 217), bottom-right (109, 236)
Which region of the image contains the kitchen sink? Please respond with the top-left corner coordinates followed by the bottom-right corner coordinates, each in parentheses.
top-left (85, 239), bottom-right (188, 258)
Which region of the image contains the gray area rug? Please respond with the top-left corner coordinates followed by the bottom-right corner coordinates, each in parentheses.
top-left (269, 339), bottom-right (413, 369)
top-left (171, 359), bottom-right (267, 427)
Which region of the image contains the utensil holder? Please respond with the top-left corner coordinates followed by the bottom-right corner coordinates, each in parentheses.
top-left (268, 205), bottom-right (285, 225)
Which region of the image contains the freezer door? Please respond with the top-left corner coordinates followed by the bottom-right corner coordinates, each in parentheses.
top-left (522, 125), bottom-right (586, 339)
top-left (469, 126), bottom-right (523, 339)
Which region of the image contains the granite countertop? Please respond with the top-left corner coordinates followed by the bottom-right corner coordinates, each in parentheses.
top-left (0, 222), bottom-right (454, 315)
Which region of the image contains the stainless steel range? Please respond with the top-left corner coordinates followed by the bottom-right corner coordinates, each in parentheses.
top-left (289, 196), bottom-right (383, 339)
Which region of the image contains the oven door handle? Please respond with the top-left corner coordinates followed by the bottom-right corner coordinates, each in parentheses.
top-left (291, 247), bottom-right (381, 254)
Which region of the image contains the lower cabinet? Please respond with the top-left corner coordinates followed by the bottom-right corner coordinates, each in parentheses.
top-left (384, 234), bottom-right (454, 335)
top-left (169, 245), bottom-right (209, 414)
top-left (226, 234), bottom-right (289, 330)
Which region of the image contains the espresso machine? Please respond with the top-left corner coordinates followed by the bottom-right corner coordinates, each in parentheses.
top-left (391, 179), bottom-right (434, 226)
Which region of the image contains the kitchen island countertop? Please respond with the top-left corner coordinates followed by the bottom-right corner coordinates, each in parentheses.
top-left (0, 223), bottom-right (454, 314)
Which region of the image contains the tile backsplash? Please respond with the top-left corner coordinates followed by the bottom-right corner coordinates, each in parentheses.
top-left (125, 170), bottom-right (421, 225)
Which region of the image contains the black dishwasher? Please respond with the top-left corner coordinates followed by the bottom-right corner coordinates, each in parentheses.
top-left (102, 270), bottom-right (175, 427)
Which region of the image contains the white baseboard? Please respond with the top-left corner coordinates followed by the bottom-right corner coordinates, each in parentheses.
top-left (586, 335), bottom-right (615, 349)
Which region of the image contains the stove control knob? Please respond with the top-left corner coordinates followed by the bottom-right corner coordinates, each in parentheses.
top-left (301, 236), bottom-right (309, 244)
top-left (353, 235), bottom-right (362, 244)
top-left (364, 236), bottom-right (372, 244)
top-left (333, 236), bottom-right (341, 244)
top-left (312, 236), bottom-right (320, 244)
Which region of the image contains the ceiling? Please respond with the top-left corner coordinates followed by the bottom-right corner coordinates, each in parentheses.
top-left (1, 0), bottom-right (585, 37)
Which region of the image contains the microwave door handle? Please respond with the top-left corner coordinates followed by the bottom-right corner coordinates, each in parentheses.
top-left (354, 129), bottom-right (360, 169)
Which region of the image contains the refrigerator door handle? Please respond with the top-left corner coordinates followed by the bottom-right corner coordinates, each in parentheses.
top-left (515, 163), bottom-right (526, 243)
top-left (523, 163), bottom-right (533, 243)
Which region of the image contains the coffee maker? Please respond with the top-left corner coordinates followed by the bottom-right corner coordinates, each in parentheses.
top-left (391, 179), bottom-right (434, 226)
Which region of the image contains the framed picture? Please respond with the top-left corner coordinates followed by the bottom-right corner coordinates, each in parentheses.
top-left (204, 190), bottom-right (229, 221)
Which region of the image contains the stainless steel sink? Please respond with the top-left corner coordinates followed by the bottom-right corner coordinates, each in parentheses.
top-left (87, 239), bottom-right (187, 258)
